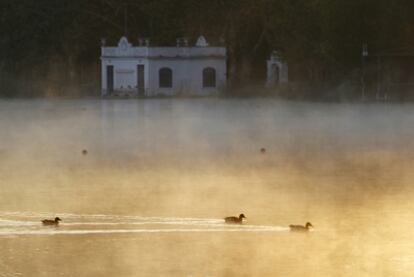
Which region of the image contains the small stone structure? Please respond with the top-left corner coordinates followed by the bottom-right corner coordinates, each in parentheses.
top-left (100, 36), bottom-right (227, 96)
top-left (266, 51), bottom-right (288, 88)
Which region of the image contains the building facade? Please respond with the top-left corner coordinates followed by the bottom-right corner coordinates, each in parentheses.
top-left (100, 36), bottom-right (227, 96)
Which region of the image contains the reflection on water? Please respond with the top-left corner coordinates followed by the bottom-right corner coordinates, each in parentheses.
top-left (0, 212), bottom-right (288, 235)
top-left (1, 99), bottom-right (414, 276)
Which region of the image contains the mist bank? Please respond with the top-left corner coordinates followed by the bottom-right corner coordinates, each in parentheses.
top-left (2, 78), bottom-right (414, 102)
top-left (1, 99), bottom-right (414, 276)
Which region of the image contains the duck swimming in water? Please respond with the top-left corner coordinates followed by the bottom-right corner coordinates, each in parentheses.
top-left (224, 214), bottom-right (246, 224)
top-left (42, 217), bottom-right (62, 226)
top-left (289, 222), bottom-right (313, 232)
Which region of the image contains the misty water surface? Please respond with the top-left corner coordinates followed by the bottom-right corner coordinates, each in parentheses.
top-left (1, 98), bottom-right (414, 276)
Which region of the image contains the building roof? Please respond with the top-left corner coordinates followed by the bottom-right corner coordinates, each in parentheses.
top-left (101, 36), bottom-right (226, 59)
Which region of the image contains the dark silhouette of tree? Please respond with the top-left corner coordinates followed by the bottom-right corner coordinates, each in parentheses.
top-left (1, 0), bottom-right (414, 97)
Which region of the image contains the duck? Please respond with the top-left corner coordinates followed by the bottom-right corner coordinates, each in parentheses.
top-left (42, 217), bottom-right (62, 226)
top-left (289, 222), bottom-right (313, 232)
top-left (224, 214), bottom-right (246, 224)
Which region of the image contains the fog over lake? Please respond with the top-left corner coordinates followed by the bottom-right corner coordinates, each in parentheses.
top-left (1, 98), bottom-right (414, 276)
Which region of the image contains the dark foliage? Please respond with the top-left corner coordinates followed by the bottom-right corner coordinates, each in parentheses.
top-left (1, 0), bottom-right (414, 98)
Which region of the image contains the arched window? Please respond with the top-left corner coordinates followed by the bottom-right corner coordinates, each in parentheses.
top-left (159, 68), bottom-right (172, 88)
top-left (203, 67), bottom-right (216, 88)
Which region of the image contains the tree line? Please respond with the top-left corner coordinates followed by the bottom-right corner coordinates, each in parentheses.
top-left (1, 0), bottom-right (414, 98)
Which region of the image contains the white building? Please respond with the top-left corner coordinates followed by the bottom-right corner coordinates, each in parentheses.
top-left (100, 36), bottom-right (227, 96)
top-left (266, 51), bottom-right (288, 88)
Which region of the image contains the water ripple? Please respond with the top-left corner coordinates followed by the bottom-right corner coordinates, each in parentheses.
top-left (0, 211), bottom-right (289, 236)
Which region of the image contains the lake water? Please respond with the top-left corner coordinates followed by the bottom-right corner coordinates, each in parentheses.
top-left (1, 98), bottom-right (414, 276)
